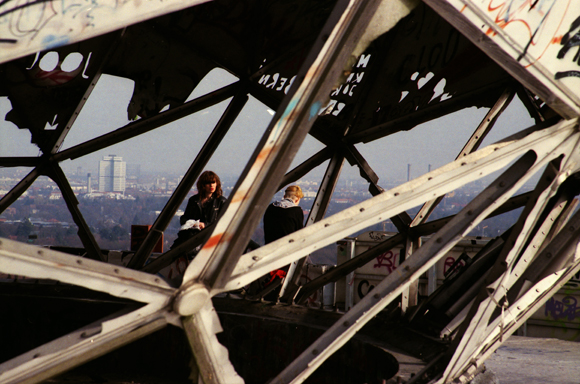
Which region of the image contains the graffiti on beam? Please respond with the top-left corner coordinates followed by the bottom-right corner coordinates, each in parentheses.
top-left (0, 0), bottom-right (205, 66)
top-left (455, 0), bottom-right (580, 105)
top-left (474, 0), bottom-right (569, 64)
top-left (0, 0), bottom-right (99, 47)
top-left (257, 73), bottom-right (296, 95)
top-left (318, 54), bottom-right (369, 117)
top-left (556, 15), bottom-right (580, 80)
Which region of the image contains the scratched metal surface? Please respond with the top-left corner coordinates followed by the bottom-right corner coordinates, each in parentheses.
top-left (0, 0), bottom-right (211, 66)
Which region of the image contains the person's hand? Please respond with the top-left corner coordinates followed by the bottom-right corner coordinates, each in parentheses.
top-left (199, 222), bottom-right (205, 229)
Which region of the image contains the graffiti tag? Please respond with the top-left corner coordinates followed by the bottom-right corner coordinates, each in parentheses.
top-left (556, 15), bottom-right (580, 79)
top-left (357, 279), bottom-right (374, 299)
top-left (545, 296), bottom-right (580, 321)
top-left (374, 250), bottom-right (397, 273)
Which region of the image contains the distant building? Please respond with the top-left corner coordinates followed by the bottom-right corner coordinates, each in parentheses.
top-left (99, 155), bottom-right (126, 193)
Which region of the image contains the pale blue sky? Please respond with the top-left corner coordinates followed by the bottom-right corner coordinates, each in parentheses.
top-left (0, 69), bottom-right (534, 185)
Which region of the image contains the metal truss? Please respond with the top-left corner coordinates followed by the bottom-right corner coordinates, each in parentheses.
top-left (1, 0), bottom-right (580, 383)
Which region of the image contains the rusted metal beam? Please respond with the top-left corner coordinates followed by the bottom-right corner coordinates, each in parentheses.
top-left (53, 82), bottom-right (241, 162)
top-left (440, 152), bottom-right (580, 382)
top-left (182, 302), bottom-right (244, 384)
top-left (0, 237), bottom-right (174, 302)
top-left (441, 207), bottom-right (580, 384)
top-left (295, 188), bottom-right (534, 306)
top-left (179, 0), bottom-right (385, 293)
top-left (175, 1), bottom-right (416, 381)
top-left (127, 88), bottom-right (248, 269)
top-left (411, 191), bottom-right (532, 237)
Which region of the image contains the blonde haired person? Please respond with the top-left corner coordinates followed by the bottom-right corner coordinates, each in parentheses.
top-left (263, 185), bottom-right (304, 245)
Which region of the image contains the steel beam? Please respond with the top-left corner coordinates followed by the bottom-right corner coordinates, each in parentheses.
top-left (53, 82), bottom-right (240, 162)
top-left (295, 188), bottom-right (533, 306)
top-left (411, 88), bottom-right (516, 227)
top-left (180, 0), bottom-right (394, 292)
top-left (295, 233), bottom-right (405, 305)
top-left (181, 301), bottom-right (244, 384)
top-left (441, 146), bottom-right (580, 382)
top-left (411, 192), bottom-right (532, 237)
top-left (127, 88), bottom-right (249, 269)
top-left (439, 207), bottom-right (580, 384)
top-left (0, 305), bottom-right (171, 384)
top-left (278, 147), bottom-right (334, 189)
top-left (424, 0), bottom-right (580, 118)
top-left (0, 237), bottom-right (174, 303)
top-left (0, 168), bottom-right (40, 214)
top-left (436, 161), bottom-right (565, 340)
top-left (271, 147), bottom-right (536, 384)
top-left (175, 1), bottom-right (418, 382)
top-left (222, 119), bottom-right (578, 293)
top-left (47, 163), bottom-right (104, 261)
top-left (280, 149), bottom-right (346, 301)
top-left (0, 157), bottom-right (41, 167)
top-left (0, 0), bottom-right (212, 66)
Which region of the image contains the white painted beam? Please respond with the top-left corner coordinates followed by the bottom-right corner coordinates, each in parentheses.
top-left (0, 0), bottom-right (211, 65)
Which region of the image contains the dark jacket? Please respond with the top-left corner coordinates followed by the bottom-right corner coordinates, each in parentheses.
top-left (263, 199), bottom-right (304, 244)
top-left (180, 194), bottom-right (227, 227)
top-left (172, 194), bottom-right (227, 251)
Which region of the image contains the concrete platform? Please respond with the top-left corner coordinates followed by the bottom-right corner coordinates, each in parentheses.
top-left (484, 336), bottom-right (580, 384)
top-left (38, 336), bottom-right (580, 383)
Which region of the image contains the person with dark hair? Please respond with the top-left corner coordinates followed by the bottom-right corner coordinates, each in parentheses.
top-left (172, 170), bottom-right (227, 253)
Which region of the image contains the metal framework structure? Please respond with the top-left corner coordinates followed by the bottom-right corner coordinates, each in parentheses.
top-left (1, 0), bottom-right (580, 383)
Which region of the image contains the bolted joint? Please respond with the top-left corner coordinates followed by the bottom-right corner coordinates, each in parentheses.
top-left (173, 283), bottom-right (211, 316)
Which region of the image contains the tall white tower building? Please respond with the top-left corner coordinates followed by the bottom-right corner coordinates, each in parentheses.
top-left (98, 155), bottom-right (126, 193)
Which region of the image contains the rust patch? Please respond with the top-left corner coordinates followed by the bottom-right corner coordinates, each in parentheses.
top-left (231, 193), bottom-right (247, 204)
top-left (206, 233), bottom-right (225, 248)
top-left (256, 146), bottom-right (273, 163)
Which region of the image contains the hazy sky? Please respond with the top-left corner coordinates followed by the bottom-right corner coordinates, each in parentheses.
top-left (0, 69), bottom-right (535, 186)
